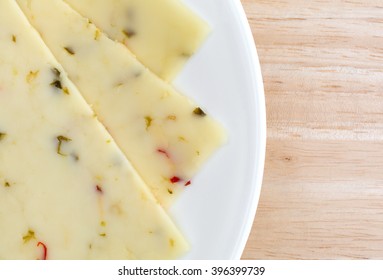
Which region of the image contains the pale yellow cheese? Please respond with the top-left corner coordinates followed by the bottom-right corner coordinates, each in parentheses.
top-left (64, 0), bottom-right (209, 81)
top-left (16, 0), bottom-right (225, 208)
top-left (0, 0), bottom-right (188, 260)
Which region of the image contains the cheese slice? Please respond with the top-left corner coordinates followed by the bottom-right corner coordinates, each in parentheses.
top-left (64, 0), bottom-right (209, 81)
top-left (0, 0), bottom-right (188, 260)
top-left (16, 0), bottom-right (225, 208)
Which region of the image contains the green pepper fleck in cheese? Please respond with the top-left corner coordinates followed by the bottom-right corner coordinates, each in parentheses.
top-left (0, 0), bottom-right (188, 260)
top-left (64, 0), bottom-right (210, 81)
top-left (16, 0), bottom-right (226, 208)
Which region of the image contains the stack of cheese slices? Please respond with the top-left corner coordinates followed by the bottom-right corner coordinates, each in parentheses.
top-left (0, 0), bottom-right (224, 260)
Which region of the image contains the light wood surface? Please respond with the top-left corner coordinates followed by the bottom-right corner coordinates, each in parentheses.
top-left (241, 0), bottom-right (383, 259)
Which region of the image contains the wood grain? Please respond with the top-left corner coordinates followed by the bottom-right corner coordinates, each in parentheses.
top-left (241, 0), bottom-right (383, 259)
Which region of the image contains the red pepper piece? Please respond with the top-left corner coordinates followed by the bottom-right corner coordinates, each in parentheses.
top-left (157, 149), bottom-right (170, 159)
top-left (170, 176), bottom-right (181, 184)
top-left (185, 180), bottom-right (191, 187)
top-left (96, 185), bottom-right (103, 194)
top-left (37, 241), bottom-right (48, 260)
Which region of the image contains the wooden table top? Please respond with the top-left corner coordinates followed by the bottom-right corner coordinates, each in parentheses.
top-left (241, 0), bottom-right (383, 259)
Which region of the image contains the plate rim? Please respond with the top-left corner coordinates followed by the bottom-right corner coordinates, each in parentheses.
top-left (229, 0), bottom-right (266, 259)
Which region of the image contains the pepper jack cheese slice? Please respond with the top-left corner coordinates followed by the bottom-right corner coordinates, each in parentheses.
top-left (0, 0), bottom-right (188, 260)
top-left (64, 0), bottom-right (209, 81)
top-left (17, 0), bottom-right (225, 208)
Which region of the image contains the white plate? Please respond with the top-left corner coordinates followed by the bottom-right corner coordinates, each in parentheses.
top-left (171, 0), bottom-right (266, 259)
